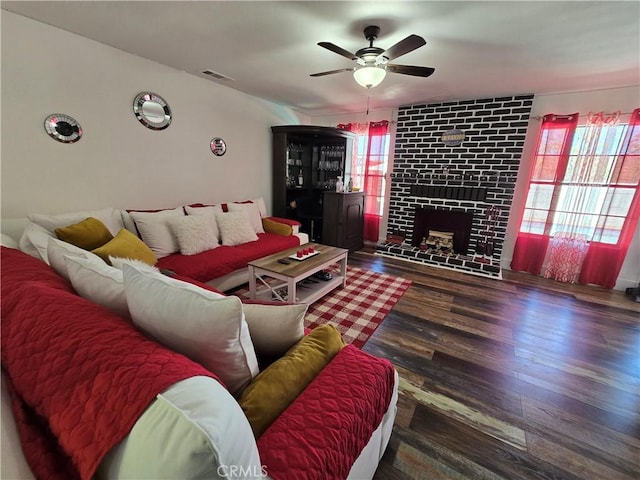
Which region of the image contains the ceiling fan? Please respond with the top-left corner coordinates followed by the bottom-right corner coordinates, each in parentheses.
top-left (310, 25), bottom-right (435, 88)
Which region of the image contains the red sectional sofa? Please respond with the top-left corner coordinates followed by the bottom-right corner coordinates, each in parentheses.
top-left (0, 200), bottom-right (398, 480)
top-left (1, 215), bottom-right (399, 478)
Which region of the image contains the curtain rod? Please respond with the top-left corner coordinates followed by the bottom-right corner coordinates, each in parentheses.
top-left (531, 111), bottom-right (634, 121)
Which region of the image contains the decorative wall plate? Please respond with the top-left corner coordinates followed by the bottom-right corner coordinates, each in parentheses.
top-left (441, 129), bottom-right (465, 146)
top-left (133, 92), bottom-right (172, 130)
top-left (210, 137), bottom-right (227, 156)
top-left (44, 114), bottom-right (83, 143)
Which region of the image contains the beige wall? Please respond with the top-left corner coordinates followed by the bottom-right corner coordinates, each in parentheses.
top-left (1, 11), bottom-right (308, 219)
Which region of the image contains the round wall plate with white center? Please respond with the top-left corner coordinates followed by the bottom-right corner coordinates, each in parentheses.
top-left (133, 92), bottom-right (172, 130)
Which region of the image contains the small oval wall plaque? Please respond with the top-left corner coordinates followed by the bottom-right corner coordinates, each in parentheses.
top-left (441, 129), bottom-right (465, 146)
top-left (210, 137), bottom-right (227, 156)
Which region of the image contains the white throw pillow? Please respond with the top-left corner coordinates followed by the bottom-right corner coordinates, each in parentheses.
top-left (167, 215), bottom-right (218, 255)
top-left (19, 223), bottom-right (53, 263)
top-left (215, 211), bottom-right (258, 247)
top-left (28, 207), bottom-right (123, 236)
top-left (252, 197), bottom-right (268, 218)
top-left (128, 208), bottom-right (183, 258)
top-left (47, 237), bottom-right (97, 281)
top-left (21, 208), bottom-right (124, 262)
top-left (184, 204), bottom-right (224, 215)
top-left (184, 205), bottom-right (221, 244)
top-left (109, 256), bottom-right (161, 273)
top-left (227, 202), bottom-right (265, 234)
top-left (242, 302), bottom-right (308, 357)
top-left (64, 255), bottom-right (129, 319)
top-left (123, 265), bottom-right (259, 396)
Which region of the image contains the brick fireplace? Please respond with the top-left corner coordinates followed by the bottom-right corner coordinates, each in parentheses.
top-left (377, 94), bottom-right (534, 278)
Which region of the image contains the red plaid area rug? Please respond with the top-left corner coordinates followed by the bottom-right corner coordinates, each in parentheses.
top-left (233, 266), bottom-right (411, 348)
top-left (305, 266), bottom-right (411, 348)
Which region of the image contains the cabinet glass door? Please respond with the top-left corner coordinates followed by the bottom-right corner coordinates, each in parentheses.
top-left (286, 142), bottom-right (310, 189)
top-left (313, 143), bottom-right (345, 190)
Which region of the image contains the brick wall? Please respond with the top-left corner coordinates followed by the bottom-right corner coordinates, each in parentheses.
top-left (379, 94), bottom-right (534, 277)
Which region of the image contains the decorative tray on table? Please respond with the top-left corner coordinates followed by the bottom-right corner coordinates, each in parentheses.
top-left (289, 248), bottom-right (319, 261)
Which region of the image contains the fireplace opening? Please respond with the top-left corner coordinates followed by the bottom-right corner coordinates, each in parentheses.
top-left (411, 208), bottom-right (474, 255)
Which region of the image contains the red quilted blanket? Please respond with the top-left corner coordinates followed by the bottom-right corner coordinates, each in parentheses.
top-left (1, 247), bottom-right (218, 480)
top-left (257, 345), bottom-right (396, 480)
top-left (1, 245), bottom-right (74, 294)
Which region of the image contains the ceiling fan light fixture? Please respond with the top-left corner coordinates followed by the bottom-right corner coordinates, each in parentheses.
top-left (313, 26), bottom-right (433, 86)
top-left (353, 66), bottom-right (386, 89)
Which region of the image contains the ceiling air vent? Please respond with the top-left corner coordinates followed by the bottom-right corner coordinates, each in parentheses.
top-left (201, 69), bottom-right (234, 81)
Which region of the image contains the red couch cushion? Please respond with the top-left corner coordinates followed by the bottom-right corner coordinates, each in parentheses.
top-left (257, 345), bottom-right (395, 479)
top-left (156, 232), bottom-right (300, 283)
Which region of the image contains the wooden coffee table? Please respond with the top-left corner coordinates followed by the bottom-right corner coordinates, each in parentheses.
top-left (248, 243), bottom-right (348, 304)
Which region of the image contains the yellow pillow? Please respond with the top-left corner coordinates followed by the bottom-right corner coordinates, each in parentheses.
top-left (55, 217), bottom-right (113, 251)
top-left (261, 218), bottom-right (293, 236)
top-left (92, 228), bottom-right (158, 266)
top-left (238, 324), bottom-right (345, 438)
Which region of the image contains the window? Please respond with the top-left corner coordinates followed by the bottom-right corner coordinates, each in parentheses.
top-left (352, 132), bottom-right (391, 217)
top-left (338, 120), bottom-right (391, 242)
top-left (520, 118), bottom-right (639, 244)
top-left (512, 109), bottom-right (639, 288)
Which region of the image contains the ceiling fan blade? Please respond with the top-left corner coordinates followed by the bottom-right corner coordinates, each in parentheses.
top-left (310, 68), bottom-right (355, 77)
top-left (386, 64), bottom-right (435, 77)
top-left (318, 42), bottom-right (358, 61)
top-left (377, 34), bottom-right (426, 62)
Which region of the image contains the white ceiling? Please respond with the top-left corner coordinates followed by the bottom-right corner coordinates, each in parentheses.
top-left (3, 1), bottom-right (639, 117)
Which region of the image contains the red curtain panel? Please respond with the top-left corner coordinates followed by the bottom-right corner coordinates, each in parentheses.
top-left (338, 121), bottom-right (390, 242)
top-left (511, 113), bottom-right (579, 274)
top-left (579, 108), bottom-right (640, 288)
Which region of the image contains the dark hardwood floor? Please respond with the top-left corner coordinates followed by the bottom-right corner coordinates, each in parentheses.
top-left (347, 251), bottom-right (640, 480)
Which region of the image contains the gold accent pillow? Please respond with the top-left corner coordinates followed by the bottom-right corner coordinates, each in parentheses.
top-left (54, 217), bottom-right (113, 251)
top-left (92, 228), bottom-right (157, 266)
top-left (261, 218), bottom-right (293, 236)
top-left (238, 324), bottom-right (345, 438)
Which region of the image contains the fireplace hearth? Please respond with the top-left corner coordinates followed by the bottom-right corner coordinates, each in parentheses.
top-left (378, 203), bottom-right (502, 278)
top-left (376, 241), bottom-right (501, 278)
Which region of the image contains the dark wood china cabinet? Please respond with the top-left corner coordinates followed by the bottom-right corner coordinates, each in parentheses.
top-left (271, 125), bottom-right (363, 249)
